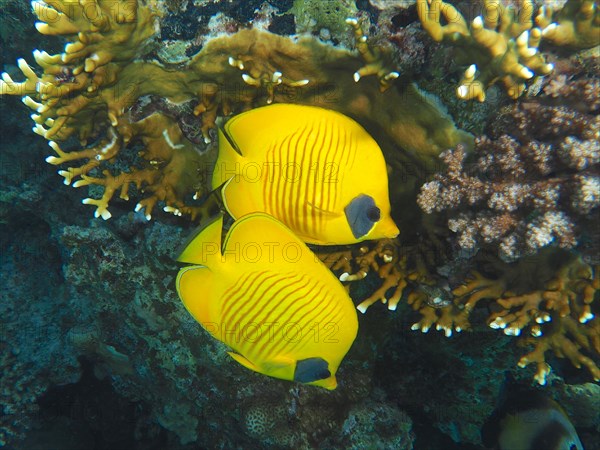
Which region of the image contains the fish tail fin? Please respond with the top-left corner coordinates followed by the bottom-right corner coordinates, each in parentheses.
top-left (176, 265), bottom-right (214, 325)
top-left (177, 214), bottom-right (224, 265)
top-left (212, 126), bottom-right (243, 190)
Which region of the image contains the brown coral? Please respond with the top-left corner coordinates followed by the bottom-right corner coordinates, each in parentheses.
top-left (418, 70), bottom-right (599, 262)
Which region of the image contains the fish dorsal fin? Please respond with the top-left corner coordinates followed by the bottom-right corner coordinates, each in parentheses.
top-left (177, 214), bottom-right (224, 264)
top-left (212, 126), bottom-right (244, 190)
top-left (222, 212), bottom-right (311, 267)
top-left (222, 104), bottom-right (314, 161)
top-left (218, 124), bottom-right (243, 156)
top-left (176, 265), bottom-right (214, 325)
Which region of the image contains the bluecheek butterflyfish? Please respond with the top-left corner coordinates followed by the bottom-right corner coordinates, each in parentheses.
top-left (176, 213), bottom-right (358, 389)
top-left (212, 103), bottom-right (399, 245)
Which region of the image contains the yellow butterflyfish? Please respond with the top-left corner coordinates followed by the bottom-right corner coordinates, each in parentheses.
top-left (212, 104), bottom-right (399, 245)
top-left (176, 213), bottom-right (358, 389)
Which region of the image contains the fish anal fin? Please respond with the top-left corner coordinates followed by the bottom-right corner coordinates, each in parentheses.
top-left (227, 351), bottom-right (261, 373)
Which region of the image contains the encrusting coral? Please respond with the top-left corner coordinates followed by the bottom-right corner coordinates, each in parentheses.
top-left (0, 0), bottom-right (470, 221)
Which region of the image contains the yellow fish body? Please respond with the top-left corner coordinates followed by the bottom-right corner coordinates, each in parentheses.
top-left (212, 104), bottom-right (399, 245)
top-left (176, 213), bottom-right (358, 389)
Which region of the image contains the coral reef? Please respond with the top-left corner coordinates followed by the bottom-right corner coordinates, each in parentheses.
top-left (418, 68), bottom-right (599, 262)
top-left (290, 0), bottom-right (360, 47)
top-left (0, 0), bottom-right (469, 222)
top-left (417, 0), bottom-right (554, 101)
top-left (1, 0), bottom-right (599, 448)
top-left (342, 397), bottom-right (414, 449)
top-left (536, 0), bottom-right (600, 49)
top-left (411, 57), bottom-right (599, 384)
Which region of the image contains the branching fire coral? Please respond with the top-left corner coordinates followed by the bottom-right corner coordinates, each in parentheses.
top-left (416, 0), bottom-right (599, 101)
top-left (0, 0), bottom-right (470, 220)
top-left (451, 254), bottom-right (599, 385)
top-left (417, 0), bottom-right (554, 101)
top-left (321, 237), bottom-right (600, 384)
top-left (536, 0), bottom-right (600, 49)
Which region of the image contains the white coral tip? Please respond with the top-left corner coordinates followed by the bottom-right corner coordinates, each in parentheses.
top-left (339, 272), bottom-right (350, 282)
top-left (356, 304), bottom-right (368, 314)
top-left (472, 16), bottom-right (483, 28)
top-left (353, 72), bottom-right (361, 82)
top-left (465, 64), bottom-right (477, 78)
top-left (58, 170), bottom-right (71, 185)
top-left (542, 23), bottom-right (557, 36)
top-left (517, 30), bottom-right (529, 45)
top-left (345, 18), bottom-right (358, 25)
top-left (34, 22), bottom-right (48, 33)
top-left (520, 67), bottom-right (534, 79)
top-left (579, 312), bottom-right (594, 323)
top-left (504, 326), bottom-right (521, 336)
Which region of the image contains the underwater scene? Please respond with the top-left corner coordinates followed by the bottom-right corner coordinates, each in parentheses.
top-left (0, 0), bottom-right (598, 449)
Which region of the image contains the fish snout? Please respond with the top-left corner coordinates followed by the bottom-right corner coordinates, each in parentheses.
top-left (314, 375), bottom-right (338, 390)
top-left (372, 216), bottom-right (399, 239)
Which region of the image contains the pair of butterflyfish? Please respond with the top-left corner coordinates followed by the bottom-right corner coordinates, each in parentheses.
top-left (176, 104), bottom-right (398, 388)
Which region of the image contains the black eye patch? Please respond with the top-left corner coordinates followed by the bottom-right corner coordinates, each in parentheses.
top-left (345, 194), bottom-right (379, 239)
top-left (294, 357), bottom-right (331, 383)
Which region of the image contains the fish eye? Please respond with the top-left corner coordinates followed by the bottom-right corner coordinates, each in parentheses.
top-left (366, 205), bottom-right (380, 222)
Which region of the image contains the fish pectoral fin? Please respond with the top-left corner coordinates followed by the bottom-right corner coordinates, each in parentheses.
top-left (227, 351), bottom-right (262, 374)
top-left (306, 201), bottom-right (341, 218)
